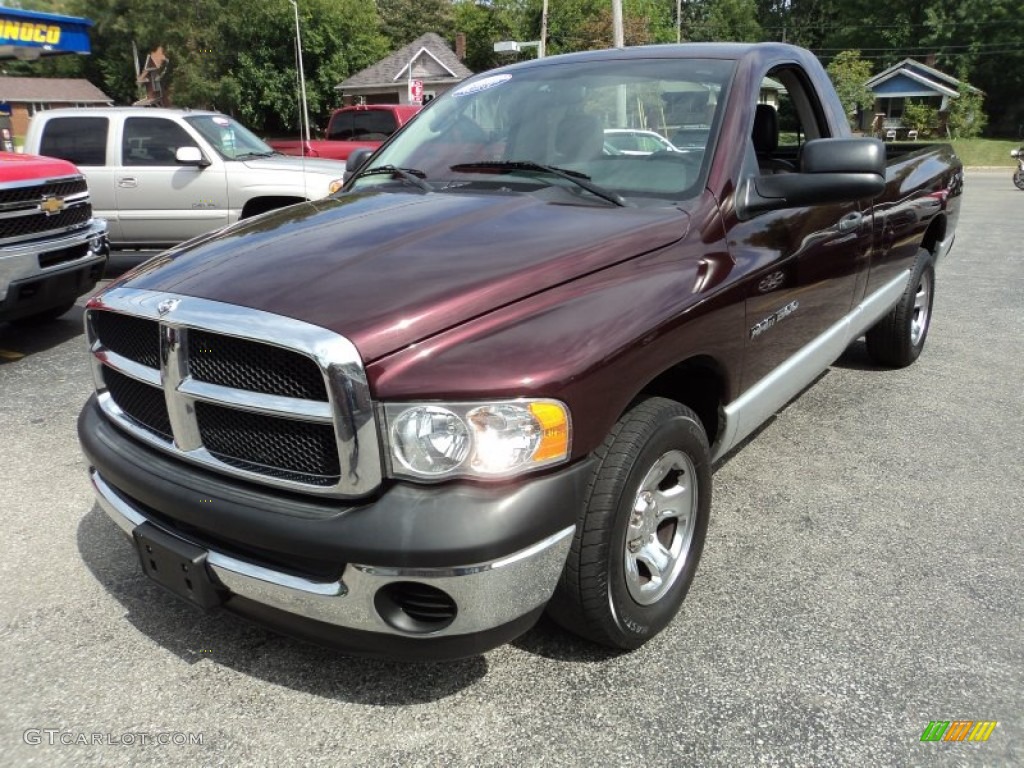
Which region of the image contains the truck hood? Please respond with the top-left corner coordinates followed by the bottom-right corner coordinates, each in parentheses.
top-left (239, 155), bottom-right (346, 177)
top-left (118, 189), bottom-right (689, 362)
top-left (1, 151), bottom-right (80, 179)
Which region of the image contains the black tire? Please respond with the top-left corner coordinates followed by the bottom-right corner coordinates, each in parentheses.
top-left (865, 248), bottom-right (935, 368)
top-left (1013, 170), bottom-right (1024, 191)
top-left (9, 301), bottom-right (75, 326)
top-left (547, 397), bottom-right (711, 650)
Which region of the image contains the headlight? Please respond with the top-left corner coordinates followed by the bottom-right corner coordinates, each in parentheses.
top-left (384, 399), bottom-right (571, 481)
top-left (328, 178), bottom-right (344, 195)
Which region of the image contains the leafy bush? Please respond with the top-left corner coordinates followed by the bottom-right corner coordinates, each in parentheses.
top-left (902, 103), bottom-right (938, 137)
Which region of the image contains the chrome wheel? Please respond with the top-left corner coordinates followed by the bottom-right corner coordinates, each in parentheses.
top-left (910, 268), bottom-right (933, 347)
top-left (623, 449), bottom-right (698, 605)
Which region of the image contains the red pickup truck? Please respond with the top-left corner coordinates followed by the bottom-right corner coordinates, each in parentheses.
top-left (1, 151), bottom-right (107, 324)
top-left (268, 104), bottom-right (421, 161)
top-left (79, 43), bottom-right (961, 660)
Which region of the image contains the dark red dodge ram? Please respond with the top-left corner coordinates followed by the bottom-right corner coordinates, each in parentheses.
top-left (79, 43), bottom-right (962, 659)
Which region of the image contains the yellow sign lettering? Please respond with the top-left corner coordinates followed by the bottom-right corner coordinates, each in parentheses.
top-left (0, 20), bottom-right (62, 45)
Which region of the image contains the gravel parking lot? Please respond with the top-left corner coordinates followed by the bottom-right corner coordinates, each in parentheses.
top-left (1, 171), bottom-right (1020, 767)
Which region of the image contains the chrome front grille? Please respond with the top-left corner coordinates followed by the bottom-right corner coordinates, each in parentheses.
top-left (85, 288), bottom-right (382, 498)
top-left (187, 330), bottom-right (329, 400)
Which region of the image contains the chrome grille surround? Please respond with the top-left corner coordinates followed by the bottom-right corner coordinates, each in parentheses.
top-left (85, 287), bottom-right (382, 498)
top-left (0, 174), bottom-right (92, 247)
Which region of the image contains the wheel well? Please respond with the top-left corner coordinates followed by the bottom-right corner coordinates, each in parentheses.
top-left (241, 196), bottom-right (305, 219)
top-left (920, 215), bottom-right (946, 258)
top-left (635, 357), bottom-right (725, 445)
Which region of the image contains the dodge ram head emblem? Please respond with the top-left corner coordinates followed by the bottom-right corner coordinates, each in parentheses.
top-left (39, 196), bottom-right (65, 216)
top-left (157, 298), bottom-right (180, 316)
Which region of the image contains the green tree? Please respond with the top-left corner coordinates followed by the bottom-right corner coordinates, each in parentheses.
top-left (825, 51), bottom-right (875, 130)
top-left (24, 0), bottom-right (388, 135)
top-left (945, 81), bottom-right (986, 139)
top-left (378, 0), bottom-right (455, 47)
top-left (704, 0), bottom-right (762, 42)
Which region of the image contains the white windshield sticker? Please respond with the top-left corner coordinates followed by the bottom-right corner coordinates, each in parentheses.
top-left (453, 74), bottom-right (512, 98)
top-left (212, 117), bottom-right (231, 126)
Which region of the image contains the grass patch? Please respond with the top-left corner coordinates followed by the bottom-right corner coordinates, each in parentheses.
top-left (946, 139), bottom-right (1019, 167)
top-left (948, 138), bottom-right (1019, 167)
top-left (878, 137), bottom-right (1019, 167)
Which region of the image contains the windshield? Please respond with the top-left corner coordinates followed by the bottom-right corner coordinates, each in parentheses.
top-left (355, 57), bottom-right (734, 205)
top-left (184, 115), bottom-right (275, 160)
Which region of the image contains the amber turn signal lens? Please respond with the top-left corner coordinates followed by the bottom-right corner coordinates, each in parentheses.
top-left (529, 402), bottom-right (570, 462)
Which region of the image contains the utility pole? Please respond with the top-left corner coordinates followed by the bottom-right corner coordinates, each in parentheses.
top-left (289, 0), bottom-right (311, 146)
top-left (612, 0), bottom-right (624, 48)
top-left (676, 0), bottom-right (682, 43)
top-left (539, 0), bottom-right (548, 58)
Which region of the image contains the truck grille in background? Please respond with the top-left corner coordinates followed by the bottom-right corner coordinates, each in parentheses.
top-left (188, 330), bottom-right (328, 401)
top-left (103, 367), bottom-right (173, 440)
top-left (93, 311), bottom-right (160, 368)
top-left (0, 178), bottom-right (88, 206)
top-left (88, 306), bottom-right (353, 494)
top-left (196, 402), bottom-right (340, 485)
top-left (0, 201), bottom-right (91, 243)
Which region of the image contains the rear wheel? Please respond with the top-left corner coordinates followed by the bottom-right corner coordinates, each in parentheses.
top-left (865, 248), bottom-right (935, 368)
top-left (547, 397), bottom-right (711, 649)
top-left (1013, 170), bottom-right (1024, 191)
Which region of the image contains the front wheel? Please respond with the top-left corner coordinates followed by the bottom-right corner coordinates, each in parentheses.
top-left (546, 397), bottom-right (711, 650)
top-left (1013, 169), bottom-right (1024, 190)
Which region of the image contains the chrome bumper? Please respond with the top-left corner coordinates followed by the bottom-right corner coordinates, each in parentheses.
top-left (91, 470), bottom-right (574, 638)
top-left (0, 220), bottom-right (107, 302)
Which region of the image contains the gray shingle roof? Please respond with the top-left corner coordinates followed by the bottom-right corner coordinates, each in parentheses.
top-left (337, 33), bottom-right (473, 92)
top-left (0, 76), bottom-right (111, 103)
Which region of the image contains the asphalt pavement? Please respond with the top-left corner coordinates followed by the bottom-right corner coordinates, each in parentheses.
top-left (1, 171), bottom-right (1020, 767)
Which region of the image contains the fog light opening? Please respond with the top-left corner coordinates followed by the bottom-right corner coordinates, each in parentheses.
top-left (374, 581), bottom-right (457, 634)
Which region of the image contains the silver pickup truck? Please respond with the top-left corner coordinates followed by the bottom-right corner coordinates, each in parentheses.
top-left (24, 108), bottom-right (347, 249)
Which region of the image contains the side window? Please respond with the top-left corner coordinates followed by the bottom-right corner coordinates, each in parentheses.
top-left (751, 67), bottom-right (830, 173)
top-left (39, 117), bottom-right (109, 166)
top-left (122, 117), bottom-right (198, 166)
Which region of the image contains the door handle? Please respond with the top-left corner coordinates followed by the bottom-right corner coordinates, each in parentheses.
top-left (838, 212), bottom-right (862, 233)
top-left (117, 177), bottom-right (138, 188)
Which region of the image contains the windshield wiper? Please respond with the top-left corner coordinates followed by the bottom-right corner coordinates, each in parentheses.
top-left (450, 161), bottom-right (627, 207)
top-left (353, 164), bottom-right (430, 193)
top-left (234, 151), bottom-right (275, 160)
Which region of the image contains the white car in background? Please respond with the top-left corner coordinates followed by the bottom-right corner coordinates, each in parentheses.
top-left (24, 108), bottom-right (347, 249)
top-left (603, 128), bottom-right (680, 155)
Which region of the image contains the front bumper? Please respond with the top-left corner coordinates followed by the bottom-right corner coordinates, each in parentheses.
top-left (0, 220), bottom-right (108, 321)
top-left (80, 397), bottom-right (591, 659)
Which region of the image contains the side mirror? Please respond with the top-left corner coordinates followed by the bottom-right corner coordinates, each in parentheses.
top-left (346, 147), bottom-right (373, 174)
top-left (737, 138), bottom-right (886, 220)
top-left (176, 146), bottom-right (209, 167)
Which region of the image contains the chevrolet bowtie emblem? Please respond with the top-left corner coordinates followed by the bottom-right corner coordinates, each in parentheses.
top-left (39, 195), bottom-right (65, 215)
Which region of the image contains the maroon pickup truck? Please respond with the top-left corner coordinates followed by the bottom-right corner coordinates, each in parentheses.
top-left (268, 104), bottom-right (420, 160)
top-left (79, 43), bottom-right (961, 660)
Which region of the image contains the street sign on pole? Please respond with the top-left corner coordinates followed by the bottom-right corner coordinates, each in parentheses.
top-left (409, 79), bottom-right (424, 105)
